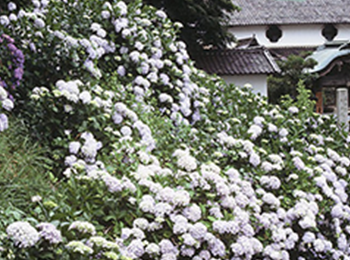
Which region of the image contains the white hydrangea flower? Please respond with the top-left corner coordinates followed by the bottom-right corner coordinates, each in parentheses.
top-left (8, 2), bottom-right (17, 11)
top-left (159, 93), bottom-right (173, 103)
top-left (68, 221), bottom-right (96, 235)
top-left (247, 124), bottom-right (262, 140)
top-left (66, 241), bottom-right (93, 255)
top-left (116, 1), bottom-right (128, 15)
top-left (288, 106), bottom-right (299, 114)
top-left (79, 90), bottom-right (92, 104)
top-left (2, 98), bottom-right (14, 111)
top-left (145, 243), bottom-right (160, 255)
top-left (7, 221), bottom-right (39, 248)
top-left (173, 149), bottom-right (197, 172)
top-left (0, 86), bottom-right (8, 100)
top-left (34, 18), bottom-right (45, 28)
top-left (0, 15), bottom-right (10, 26)
top-left (249, 152), bottom-right (261, 167)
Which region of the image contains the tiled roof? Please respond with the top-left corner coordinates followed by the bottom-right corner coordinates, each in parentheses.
top-left (192, 47), bottom-right (280, 75)
top-left (306, 41), bottom-right (350, 73)
top-left (269, 46), bottom-right (317, 60)
top-left (229, 0), bottom-right (350, 26)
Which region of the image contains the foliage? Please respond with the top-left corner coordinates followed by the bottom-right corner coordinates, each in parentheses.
top-left (142, 0), bottom-right (240, 53)
top-left (267, 54), bottom-right (318, 104)
top-left (1, 1), bottom-right (350, 260)
top-left (0, 117), bottom-right (53, 211)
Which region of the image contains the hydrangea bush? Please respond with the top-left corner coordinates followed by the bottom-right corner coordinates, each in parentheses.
top-left (0, 33), bottom-right (23, 131)
top-left (1, 0), bottom-right (350, 260)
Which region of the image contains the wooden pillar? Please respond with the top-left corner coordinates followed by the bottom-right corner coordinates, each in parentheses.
top-left (315, 91), bottom-right (323, 114)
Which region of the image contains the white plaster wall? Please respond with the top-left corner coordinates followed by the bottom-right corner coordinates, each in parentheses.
top-left (228, 24), bottom-right (350, 47)
top-left (221, 74), bottom-right (268, 96)
top-left (335, 24), bottom-right (350, 41)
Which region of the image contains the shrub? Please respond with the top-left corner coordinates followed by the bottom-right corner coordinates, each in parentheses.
top-left (1, 1), bottom-right (350, 260)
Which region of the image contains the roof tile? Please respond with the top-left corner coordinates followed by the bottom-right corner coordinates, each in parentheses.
top-left (229, 0), bottom-right (350, 26)
top-left (193, 47), bottom-right (280, 75)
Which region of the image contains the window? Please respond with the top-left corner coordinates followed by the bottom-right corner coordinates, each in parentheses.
top-left (266, 25), bottom-right (282, 43)
top-left (322, 24), bottom-right (338, 41)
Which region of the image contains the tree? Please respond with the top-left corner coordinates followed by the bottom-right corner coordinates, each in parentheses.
top-left (142, 0), bottom-right (240, 53)
top-left (268, 54), bottom-right (318, 104)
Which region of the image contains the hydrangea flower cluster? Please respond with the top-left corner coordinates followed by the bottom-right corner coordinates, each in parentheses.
top-left (36, 222), bottom-right (62, 244)
top-left (6, 221), bottom-right (39, 248)
top-left (0, 33), bottom-right (24, 131)
top-left (3, 0), bottom-right (350, 260)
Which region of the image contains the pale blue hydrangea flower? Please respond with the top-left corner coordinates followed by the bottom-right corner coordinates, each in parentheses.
top-left (199, 250), bottom-right (211, 260)
top-left (154, 202), bottom-right (173, 217)
top-left (36, 222), bottom-right (62, 244)
top-left (253, 116), bottom-right (265, 127)
top-left (159, 239), bottom-right (178, 255)
top-left (212, 220), bottom-right (228, 234)
top-left (102, 174), bottom-right (123, 193)
top-left (6, 221), bottom-right (39, 248)
top-left (183, 204), bottom-right (201, 222)
top-left (182, 233), bottom-right (198, 248)
top-left (180, 246), bottom-right (195, 257)
top-left (0, 15), bottom-right (10, 26)
top-left (69, 141), bottom-right (81, 154)
top-left (114, 17), bottom-right (128, 33)
top-left (220, 195), bottom-right (236, 209)
top-left (159, 93), bottom-right (173, 103)
top-left (313, 238), bottom-right (326, 252)
top-left (189, 222), bottom-right (207, 240)
top-left (65, 155), bottom-right (77, 166)
top-left (337, 233), bottom-right (347, 251)
top-left (34, 18), bottom-right (45, 28)
top-left (101, 10), bottom-right (110, 19)
top-left (139, 195), bottom-right (155, 213)
top-left (173, 219), bottom-right (188, 234)
top-left (293, 156), bottom-right (305, 170)
top-left (262, 193), bottom-right (280, 208)
top-left (209, 238), bottom-right (226, 257)
top-left (260, 175), bottom-right (281, 190)
top-left (209, 207), bottom-right (223, 219)
top-left (161, 253), bottom-right (177, 260)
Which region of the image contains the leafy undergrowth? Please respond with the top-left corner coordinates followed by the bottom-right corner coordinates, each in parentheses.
top-left (1, 0), bottom-right (350, 260)
top-left (0, 118), bottom-right (53, 211)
